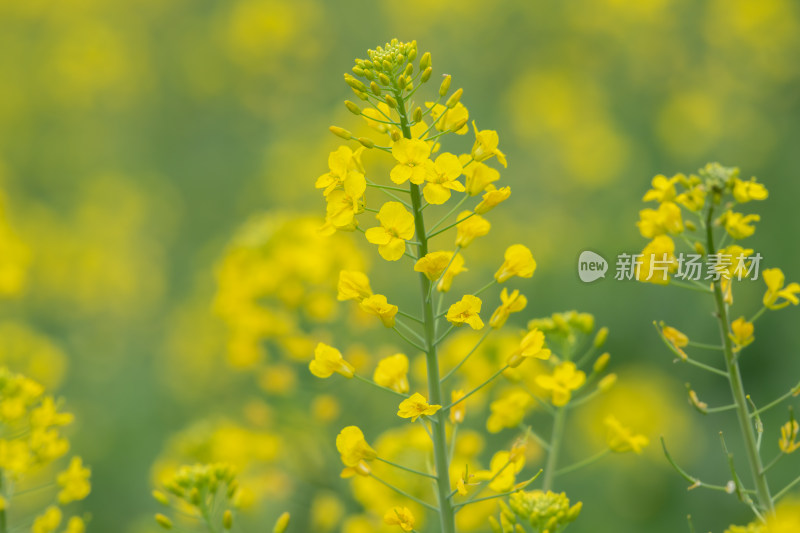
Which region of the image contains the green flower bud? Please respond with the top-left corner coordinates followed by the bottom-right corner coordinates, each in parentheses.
top-left (382, 59), bottom-right (392, 72)
top-left (446, 88), bottom-right (463, 108)
top-left (352, 66), bottom-right (365, 77)
top-left (413, 106), bottom-right (423, 123)
top-left (489, 516), bottom-right (502, 533)
top-left (439, 74), bottom-right (452, 96)
top-left (343, 74), bottom-right (366, 93)
top-left (593, 326), bottom-right (609, 348)
top-left (357, 137), bottom-right (374, 149)
top-left (223, 510), bottom-right (233, 530)
top-left (593, 352), bottom-right (610, 373)
top-left (370, 81), bottom-right (381, 95)
top-left (390, 129), bottom-right (401, 142)
top-left (152, 490), bottom-right (170, 506)
top-left (329, 126), bottom-right (352, 139)
top-left (155, 514), bottom-right (173, 529)
top-left (408, 48), bottom-right (417, 61)
top-left (384, 95), bottom-right (398, 108)
top-left (421, 67), bottom-right (432, 83)
top-left (420, 52), bottom-right (431, 70)
top-left (404, 63), bottom-right (414, 77)
top-left (378, 73), bottom-right (391, 86)
top-left (273, 512), bottom-right (290, 533)
top-left (344, 100), bottom-right (361, 115)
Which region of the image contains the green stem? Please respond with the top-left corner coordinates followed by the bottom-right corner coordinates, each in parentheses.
top-left (396, 90), bottom-right (456, 533)
top-left (705, 205), bottom-right (774, 514)
top-left (543, 406), bottom-right (567, 490)
top-left (555, 448), bottom-right (611, 476)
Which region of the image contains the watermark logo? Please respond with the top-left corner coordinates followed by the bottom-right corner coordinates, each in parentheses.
top-left (578, 251), bottom-right (608, 283)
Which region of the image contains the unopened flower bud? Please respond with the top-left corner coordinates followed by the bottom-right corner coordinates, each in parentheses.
top-left (439, 75), bottom-right (452, 96)
top-left (344, 100), bottom-right (361, 115)
top-left (378, 73), bottom-right (391, 85)
top-left (352, 66), bottom-right (365, 77)
top-left (152, 490), bottom-right (170, 506)
top-left (598, 373), bottom-right (617, 392)
top-left (404, 63), bottom-right (414, 77)
top-left (413, 106), bottom-right (423, 122)
top-left (593, 326), bottom-right (609, 348)
top-left (419, 52), bottom-right (431, 70)
top-left (382, 60), bottom-right (392, 71)
top-left (384, 95), bottom-right (398, 108)
top-left (685, 220), bottom-right (696, 231)
top-left (329, 126), bottom-right (352, 140)
top-left (344, 74), bottom-right (366, 93)
top-left (370, 81), bottom-right (381, 95)
top-left (446, 88), bottom-right (463, 108)
top-left (357, 137), bottom-right (374, 149)
top-left (489, 516), bottom-right (502, 533)
top-left (408, 48), bottom-right (417, 61)
top-left (273, 512), bottom-right (290, 533)
top-left (421, 67), bottom-right (432, 83)
top-left (593, 352), bottom-right (610, 373)
top-left (155, 514), bottom-right (173, 529)
top-left (694, 241), bottom-right (706, 255)
top-left (223, 510), bottom-right (233, 530)
top-left (390, 129), bottom-right (401, 142)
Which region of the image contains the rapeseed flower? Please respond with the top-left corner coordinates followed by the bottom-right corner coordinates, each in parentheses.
top-left (373, 354), bottom-right (409, 394)
top-left (390, 138), bottom-right (434, 185)
top-left (336, 426), bottom-right (377, 467)
top-left (423, 153), bottom-right (464, 205)
top-left (397, 393), bottom-right (440, 422)
top-left (455, 211), bottom-right (490, 248)
top-left (470, 121), bottom-right (507, 167)
top-left (536, 362), bottom-right (585, 406)
top-left (446, 295), bottom-right (484, 330)
top-left (763, 268), bottom-right (800, 310)
top-left (495, 244), bottom-right (536, 283)
top-left (359, 294), bottom-right (398, 327)
top-left (489, 288), bottom-right (527, 329)
top-left (309, 343), bottom-right (355, 379)
top-left (365, 202), bottom-right (415, 261)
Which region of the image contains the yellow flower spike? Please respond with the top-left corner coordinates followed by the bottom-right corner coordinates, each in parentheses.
top-left (604, 415), bottom-right (649, 454)
top-left (642, 174), bottom-right (681, 203)
top-left (495, 244), bottom-right (537, 283)
top-left (359, 294), bottom-right (398, 327)
top-left (57, 456), bottom-right (91, 504)
top-left (460, 159), bottom-right (500, 196)
top-left (779, 420), bottom-right (800, 454)
top-left (32, 506), bottom-right (62, 533)
top-left (490, 288), bottom-right (528, 329)
top-left (389, 138), bottom-right (434, 185)
top-left (733, 177), bottom-right (768, 203)
top-left (373, 354), bottom-right (410, 394)
top-left (455, 211), bottom-right (490, 248)
top-left (471, 121), bottom-right (507, 167)
top-left (423, 152), bottom-right (465, 205)
top-left (450, 389), bottom-right (466, 424)
top-left (730, 317), bottom-right (755, 350)
top-left (475, 185), bottom-right (511, 214)
top-left (273, 512), bottom-right (291, 533)
top-left (763, 268), bottom-right (800, 310)
top-left (155, 513), bottom-right (173, 530)
top-left (660, 324), bottom-right (689, 360)
top-left (487, 390), bottom-right (533, 433)
top-left (309, 343), bottom-right (355, 379)
top-left (535, 362), bottom-right (586, 406)
top-left (446, 295), bottom-right (484, 330)
top-left (336, 426), bottom-right (377, 467)
top-left (427, 102), bottom-right (469, 134)
top-left (636, 201), bottom-right (684, 238)
top-left (717, 210), bottom-right (760, 240)
top-left (383, 506), bottom-right (415, 532)
top-left (506, 328), bottom-right (551, 368)
top-left (365, 202), bottom-right (416, 261)
top-left (397, 392), bottom-right (441, 422)
top-left (337, 270), bottom-right (373, 302)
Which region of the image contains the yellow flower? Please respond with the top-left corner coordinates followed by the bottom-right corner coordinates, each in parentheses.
top-left (718, 210), bottom-right (760, 240)
top-left (461, 160), bottom-right (500, 196)
top-left (336, 426), bottom-right (377, 467)
top-left (506, 328), bottom-right (552, 368)
top-left (535, 362), bottom-right (585, 406)
top-left (446, 295), bottom-right (484, 330)
top-left (489, 288), bottom-right (527, 329)
top-left (763, 268), bottom-right (800, 310)
top-left (470, 121), bottom-right (507, 167)
top-left (31, 397), bottom-right (74, 428)
top-left (473, 450), bottom-right (524, 492)
top-left (324, 172), bottom-right (367, 229)
top-left (373, 354), bottom-right (409, 394)
top-left (359, 294), bottom-right (398, 327)
top-left (779, 420), bottom-right (800, 454)
top-left (642, 174), bottom-right (680, 203)
top-left (362, 103), bottom-right (395, 134)
top-left (636, 201), bottom-right (683, 238)
top-left (390, 138), bottom-right (434, 185)
top-left (423, 153), bottom-right (465, 205)
top-left (475, 185), bottom-right (510, 214)
top-left (604, 415), bottom-right (649, 454)
top-left (487, 390), bottom-right (533, 433)
top-left (427, 101), bottom-right (469, 134)
top-left (733, 177), bottom-right (768, 203)
top-left (315, 146), bottom-right (365, 196)
top-left (676, 184), bottom-right (706, 212)
top-left (64, 517), bottom-right (86, 533)
top-left (450, 389), bottom-right (466, 424)
top-left (383, 507), bottom-right (415, 532)
top-left (365, 202), bottom-right (416, 261)
top-left (637, 235), bottom-right (677, 285)
top-left (337, 270), bottom-right (372, 302)
top-left (414, 251), bottom-right (467, 292)
top-left (32, 506), bottom-right (62, 533)
top-left (495, 244), bottom-right (536, 283)
top-left (661, 325), bottom-right (689, 360)
top-left (730, 317), bottom-right (754, 350)
top-left (455, 211), bottom-right (490, 248)
top-left (309, 343), bottom-right (355, 379)
top-left (397, 393), bottom-right (441, 422)
top-left (57, 456), bottom-right (91, 504)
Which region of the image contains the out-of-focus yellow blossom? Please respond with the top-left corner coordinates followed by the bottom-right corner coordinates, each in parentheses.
top-left (57, 456), bottom-right (91, 504)
top-left (676, 183), bottom-right (707, 212)
top-left (390, 138), bottom-right (434, 185)
top-left (384, 506), bottom-right (415, 532)
top-left (718, 210), bottom-right (760, 239)
top-left (508, 490), bottom-right (582, 531)
top-left (536, 362), bottom-right (585, 406)
top-left (155, 513), bottom-right (172, 529)
top-left (423, 153), bottom-right (465, 204)
top-left (450, 389), bottom-right (466, 424)
top-left (636, 201), bottom-right (684, 238)
top-left (470, 121), bottom-right (507, 167)
top-left (779, 420), bottom-right (800, 454)
top-left (461, 159), bottom-right (500, 196)
top-left (32, 506), bottom-right (62, 533)
top-left (473, 449), bottom-right (524, 492)
top-left (487, 390), bottom-right (533, 433)
top-left (604, 415), bottom-right (649, 454)
top-left (359, 294), bottom-right (398, 327)
top-left (373, 354), bottom-right (410, 394)
top-left (730, 317), bottom-right (754, 350)
top-left (311, 395), bottom-right (340, 423)
top-left (323, 172), bottom-right (367, 231)
top-left (309, 343), bottom-right (355, 379)
top-left (427, 102), bottom-right (469, 134)
top-left (63, 517), bottom-right (85, 533)
top-left (397, 393), bottom-right (441, 422)
top-left (726, 498), bottom-right (800, 532)
top-left (495, 244), bottom-right (536, 283)
top-left (475, 185), bottom-right (511, 214)
top-left (258, 364), bottom-right (297, 396)
top-left (637, 235), bottom-right (677, 285)
top-left (489, 288), bottom-right (527, 329)
top-left (455, 211), bottom-right (490, 248)
top-left (733, 177), bottom-right (768, 203)
top-left (0, 322), bottom-right (67, 390)
top-left (316, 145), bottom-right (365, 196)
top-left (642, 174), bottom-right (681, 203)
top-left (363, 103), bottom-right (396, 134)
top-left (661, 325), bottom-right (689, 360)
top-left (0, 196), bottom-right (30, 298)
top-left (311, 492), bottom-right (345, 532)
top-left (365, 202), bottom-right (416, 261)
top-left (763, 268), bottom-right (800, 310)
top-left (506, 328), bottom-right (552, 368)
top-left (446, 295), bottom-right (484, 330)
top-left (337, 270), bottom-right (373, 302)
